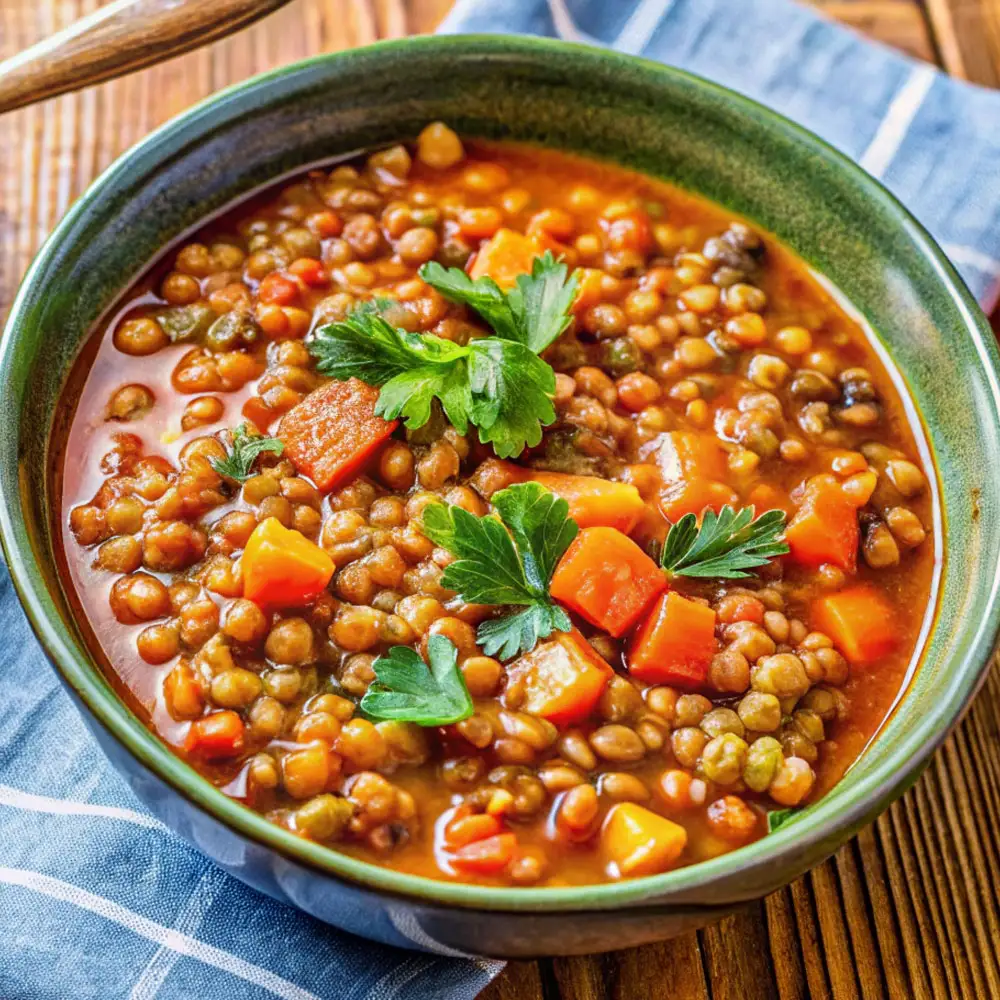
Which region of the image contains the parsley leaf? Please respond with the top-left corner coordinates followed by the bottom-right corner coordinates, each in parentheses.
top-left (466, 338), bottom-right (556, 458)
top-left (210, 423), bottom-right (284, 483)
top-left (309, 310), bottom-right (473, 431)
top-left (420, 251), bottom-right (577, 354)
top-left (477, 604), bottom-right (572, 663)
top-left (359, 635), bottom-right (473, 727)
top-left (766, 808), bottom-right (800, 834)
top-left (307, 303), bottom-right (558, 458)
top-left (422, 482), bottom-right (578, 659)
top-left (659, 505), bottom-right (789, 579)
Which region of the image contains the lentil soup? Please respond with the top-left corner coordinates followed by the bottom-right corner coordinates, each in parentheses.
top-left (58, 127), bottom-right (935, 887)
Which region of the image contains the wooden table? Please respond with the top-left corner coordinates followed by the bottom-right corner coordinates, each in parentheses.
top-left (2, 2), bottom-right (999, 997)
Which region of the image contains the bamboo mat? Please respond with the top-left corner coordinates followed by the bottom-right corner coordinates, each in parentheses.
top-left (2, 2), bottom-right (1000, 998)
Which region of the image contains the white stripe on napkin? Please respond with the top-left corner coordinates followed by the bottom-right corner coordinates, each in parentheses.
top-left (0, 868), bottom-right (319, 1000)
top-left (129, 868), bottom-right (227, 1000)
top-left (614, 0), bottom-right (678, 55)
top-left (943, 243), bottom-right (1000, 277)
top-left (859, 64), bottom-right (936, 177)
top-left (0, 784), bottom-right (168, 831)
top-left (545, 0), bottom-right (599, 44)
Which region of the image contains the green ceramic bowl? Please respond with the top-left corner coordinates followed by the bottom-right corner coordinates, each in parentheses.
top-left (2, 36), bottom-right (999, 958)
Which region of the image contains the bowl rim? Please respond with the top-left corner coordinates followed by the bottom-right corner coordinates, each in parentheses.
top-left (2, 32), bottom-right (999, 914)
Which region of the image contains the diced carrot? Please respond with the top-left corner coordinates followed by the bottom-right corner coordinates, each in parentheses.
top-left (185, 710), bottom-right (245, 760)
top-left (602, 803), bottom-right (687, 877)
top-left (530, 471), bottom-right (646, 534)
top-left (257, 272), bottom-right (299, 306)
top-left (654, 431), bottom-right (730, 482)
top-left (659, 478), bottom-right (739, 521)
top-left (746, 483), bottom-right (793, 517)
top-left (444, 813), bottom-right (503, 849)
top-left (507, 630), bottom-right (613, 727)
top-left (812, 586), bottom-right (898, 665)
top-left (654, 432), bottom-right (737, 520)
top-left (628, 591), bottom-right (717, 688)
top-left (572, 268), bottom-right (605, 313)
top-left (242, 517), bottom-right (334, 609)
top-left (550, 527), bottom-right (666, 637)
top-left (467, 228), bottom-right (536, 288)
top-left (450, 833), bottom-right (519, 874)
top-left (473, 461), bottom-right (647, 534)
top-left (278, 378), bottom-right (398, 492)
top-left (288, 257), bottom-right (327, 287)
top-left (785, 476), bottom-right (859, 573)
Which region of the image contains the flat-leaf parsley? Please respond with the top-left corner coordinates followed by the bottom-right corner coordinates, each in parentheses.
top-left (659, 505), bottom-right (789, 580)
top-left (359, 635), bottom-right (474, 727)
top-left (422, 482), bottom-right (578, 660)
top-left (307, 254), bottom-right (577, 459)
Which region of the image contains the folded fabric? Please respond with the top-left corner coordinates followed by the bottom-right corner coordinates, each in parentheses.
top-left (441, 0), bottom-right (1000, 311)
top-left (3, 2), bottom-right (998, 998)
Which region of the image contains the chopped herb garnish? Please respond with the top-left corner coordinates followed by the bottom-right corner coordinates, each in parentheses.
top-left (422, 482), bottom-right (578, 660)
top-left (210, 423), bottom-right (284, 483)
top-left (419, 251), bottom-right (578, 354)
top-left (659, 505), bottom-right (789, 579)
top-left (359, 635), bottom-right (473, 726)
top-left (309, 305), bottom-right (556, 458)
top-left (766, 807), bottom-right (800, 834)
top-left (307, 253), bottom-right (577, 459)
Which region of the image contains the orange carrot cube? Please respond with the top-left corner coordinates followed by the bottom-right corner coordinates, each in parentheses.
top-left (628, 591), bottom-right (717, 688)
top-left (602, 803), bottom-right (687, 877)
top-left (812, 586), bottom-right (898, 665)
top-left (507, 630), bottom-right (612, 726)
top-left (785, 476), bottom-right (859, 572)
top-left (242, 517), bottom-right (334, 610)
top-left (467, 229), bottom-right (536, 288)
top-left (278, 378), bottom-right (398, 492)
top-left (550, 527), bottom-right (666, 637)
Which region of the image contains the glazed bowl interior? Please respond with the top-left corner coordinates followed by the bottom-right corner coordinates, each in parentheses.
top-left (2, 35), bottom-right (999, 914)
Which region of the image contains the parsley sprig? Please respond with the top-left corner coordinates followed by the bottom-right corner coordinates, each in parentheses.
top-left (307, 253), bottom-right (577, 459)
top-left (419, 252), bottom-right (578, 354)
top-left (210, 423), bottom-right (284, 483)
top-left (359, 635), bottom-right (473, 726)
top-left (422, 482), bottom-right (578, 660)
top-left (659, 505), bottom-right (789, 579)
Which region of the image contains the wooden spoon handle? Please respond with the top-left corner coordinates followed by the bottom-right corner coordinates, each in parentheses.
top-left (0, 0), bottom-right (294, 114)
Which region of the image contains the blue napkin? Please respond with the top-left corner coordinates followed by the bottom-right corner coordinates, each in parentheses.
top-left (3, 2), bottom-right (999, 998)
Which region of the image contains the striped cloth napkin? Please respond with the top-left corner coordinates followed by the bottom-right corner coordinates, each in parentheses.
top-left (2, 1), bottom-right (998, 998)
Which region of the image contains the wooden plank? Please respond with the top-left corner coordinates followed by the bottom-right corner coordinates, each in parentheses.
top-left (812, 1), bottom-right (937, 60)
top-left (479, 961), bottom-right (546, 1000)
top-left (610, 935), bottom-right (710, 1000)
top-left (923, 0), bottom-right (1000, 85)
top-left (700, 904), bottom-right (779, 1000)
